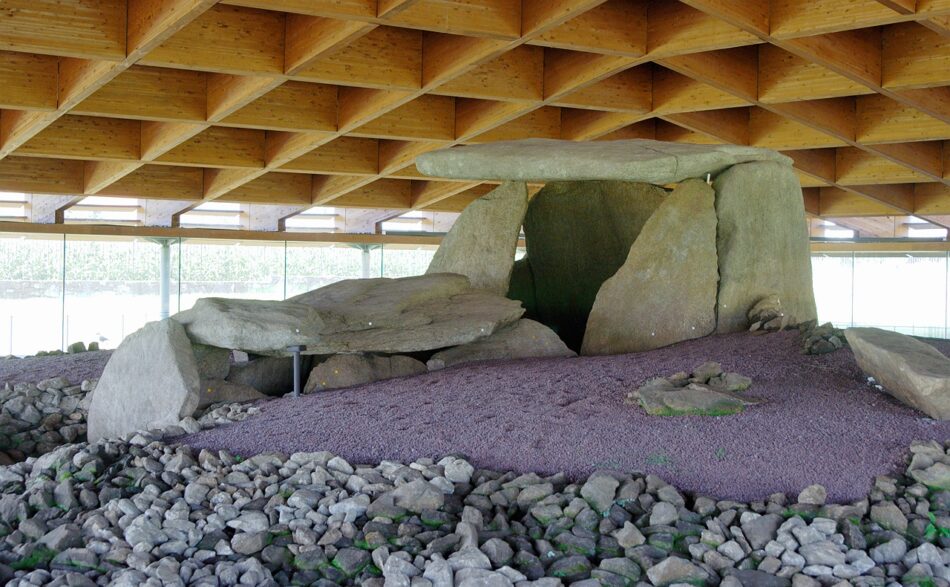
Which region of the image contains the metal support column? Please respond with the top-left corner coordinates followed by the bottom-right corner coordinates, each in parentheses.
top-left (147, 237), bottom-right (177, 320)
top-left (159, 240), bottom-right (171, 320)
top-left (288, 345), bottom-right (305, 397)
top-left (361, 245), bottom-right (371, 278)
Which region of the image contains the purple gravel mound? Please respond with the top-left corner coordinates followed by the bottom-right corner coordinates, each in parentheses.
top-left (181, 331), bottom-right (950, 502)
top-left (0, 350), bottom-right (112, 386)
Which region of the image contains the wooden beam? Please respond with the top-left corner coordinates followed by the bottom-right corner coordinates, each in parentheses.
top-left (663, 108), bottom-right (750, 145)
top-left (530, 0), bottom-right (648, 57)
top-left (0, 0), bottom-right (126, 60)
top-left (819, 186), bottom-right (908, 216)
top-left (0, 52), bottom-right (58, 111)
top-left (284, 14), bottom-right (376, 75)
top-left (410, 180), bottom-right (480, 209)
top-left (915, 182), bottom-right (950, 213)
top-left (280, 137), bottom-right (379, 175)
top-left (785, 149), bottom-right (837, 184)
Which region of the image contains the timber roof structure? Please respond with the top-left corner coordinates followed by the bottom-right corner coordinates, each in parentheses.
top-left (0, 0), bottom-right (948, 238)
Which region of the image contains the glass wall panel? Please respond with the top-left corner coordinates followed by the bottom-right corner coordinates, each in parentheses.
top-left (0, 233), bottom-right (64, 355)
top-left (810, 254), bottom-right (854, 327)
top-left (8, 230), bottom-right (950, 357)
top-left (367, 246), bottom-right (383, 279)
top-left (63, 235), bottom-right (168, 351)
top-left (179, 239), bottom-right (285, 310)
top-left (852, 252), bottom-right (947, 338)
top-left (285, 243), bottom-right (367, 298)
top-left (380, 244), bottom-right (437, 278)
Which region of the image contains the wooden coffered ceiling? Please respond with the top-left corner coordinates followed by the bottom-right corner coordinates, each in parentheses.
top-left (0, 0), bottom-right (949, 235)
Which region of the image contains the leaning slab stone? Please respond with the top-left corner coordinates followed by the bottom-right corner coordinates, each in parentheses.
top-left (427, 181), bottom-right (528, 294)
top-left (845, 327), bottom-right (950, 420)
top-left (582, 179), bottom-right (718, 355)
top-left (714, 161), bottom-right (817, 333)
top-left (196, 379), bottom-right (267, 409)
top-left (521, 180), bottom-right (667, 350)
top-left (173, 298), bottom-right (325, 354)
top-left (416, 138), bottom-right (791, 184)
top-left (290, 274), bottom-right (524, 354)
top-left (427, 319), bottom-right (576, 371)
top-left (87, 320), bottom-right (199, 442)
top-left (303, 354), bottom-right (427, 393)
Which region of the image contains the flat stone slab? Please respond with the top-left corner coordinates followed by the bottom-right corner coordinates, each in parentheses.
top-left (291, 273), bottom-right (525, 354)
top-left (845, 327), bottom-right (950, 420)
top-left (636, 385), bottom-right (748, 417)
top-left (171, 274), bottom-right (523, 356)
top-left (427, 319), bottom-right (576, 371)
top-left (173, 298), bottom-right (326, 353)
top-left (416, 139), bottom-right (792, 184)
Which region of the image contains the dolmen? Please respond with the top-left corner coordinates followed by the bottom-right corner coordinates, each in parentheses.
top-left (89, 138), bottom-right (820, 440)
top-left (416, 138), bottom-right (818, 352)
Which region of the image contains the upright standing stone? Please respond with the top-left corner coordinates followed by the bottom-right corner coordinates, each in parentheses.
top-left (427, 182), bottom-right (528, 294)
top-left (582, 179), bottom-right (718, 355)
top-left (713, 161), bottom-right (817, 333)
top-left (87, 320), bottom-right (200, 442)
top-left (522, 181), bottom-right (667, 350)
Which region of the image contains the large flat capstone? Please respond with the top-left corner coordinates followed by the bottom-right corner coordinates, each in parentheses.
top-left (416, 139), bottom-right (791, 184)
top-left (426, 181), bottom-right (528, 294)
top-left (582, 179), bottom-right (718, 355)
top-left (845, 327), bottom-right (950, 420)
top-left (87, 319), bottom-right (200, 441)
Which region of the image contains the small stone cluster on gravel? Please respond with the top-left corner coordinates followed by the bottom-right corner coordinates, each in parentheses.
top-left (745, 295), bottom-right (846, 356)
top-left (799, 323), bottom-right (847, 356)
top-left (0, 425), bottom-right (945, 587)
top-left (626, 361), bottom-right (759, 417)
top-left (0, 377), bottom-right (261, 465)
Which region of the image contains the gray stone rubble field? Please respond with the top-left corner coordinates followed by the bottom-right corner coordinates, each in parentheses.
top-left (0, 420), bottom-right (946, 586)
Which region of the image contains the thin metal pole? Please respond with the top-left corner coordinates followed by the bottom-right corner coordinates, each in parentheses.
top-left (943, 251), bottom-right (950, 338)
top-left (60, 235), bottom-right (66, 351)
top-left (159, 240), bottom-right (171, 320)
top-left (288, 345), bottom-right (305, 397)
top-left (361, 245), bottom-right (371, 278)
